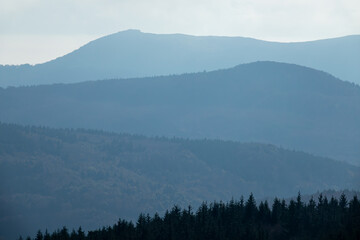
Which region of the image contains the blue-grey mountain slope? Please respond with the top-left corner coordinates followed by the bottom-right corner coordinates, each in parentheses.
top-left (0, 123), bottom-right (359, 239)
top-left (1, 61), bottom-right (359, 165)
top-left (0, 30), bottom-right (359, 87)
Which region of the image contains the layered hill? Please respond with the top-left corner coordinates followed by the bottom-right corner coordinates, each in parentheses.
top-left (0, 30), bottom-right (359, 87)
top-left (0, 123), bottom-right (359, 239)
top-left (1, 61), bottom-right (359, 165)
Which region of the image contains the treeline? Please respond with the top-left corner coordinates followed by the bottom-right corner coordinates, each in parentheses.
top-left (21, 193), bottom-right (360, 240)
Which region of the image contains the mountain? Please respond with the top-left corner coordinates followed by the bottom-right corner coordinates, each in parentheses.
top-left (0, 30), bottom-right (359, 87)
top-left (1, 61), bottom-right (359, 165)
top-left (0, 123), bottom-right (359, 240)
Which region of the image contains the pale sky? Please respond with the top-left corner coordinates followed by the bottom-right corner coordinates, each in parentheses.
top-left (1, 0), bottom-right (359, 65)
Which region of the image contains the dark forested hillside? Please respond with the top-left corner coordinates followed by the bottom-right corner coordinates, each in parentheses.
top-left (23, 193), bottom-right (360, 240)
top-left (0, 30), bottom-right (359, 87)
top-left (0, 123), bottom-right (359, 239)
top-left (1, 61), bottom-right (360, 165)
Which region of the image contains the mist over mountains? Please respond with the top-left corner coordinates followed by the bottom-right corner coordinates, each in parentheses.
top-left (1, 61), bottom-right (359, 165)
top-left (0, 123), bottom-right (359, 239)
top-left (1, 29), bottom-right (360, 240)
top-left (0, 30), bottom-right (359, 87)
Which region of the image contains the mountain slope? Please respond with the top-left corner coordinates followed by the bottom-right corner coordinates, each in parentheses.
top-left (1, 61), bottom-right (359, 165)
top-left (0, 30), bottom-right (359, 87)
top-left (0, 123), bottom-right (359, 239)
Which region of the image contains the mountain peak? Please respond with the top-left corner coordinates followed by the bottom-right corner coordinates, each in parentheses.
top-left (0, 32), bottom-right (359, 87)
top-left (119, 29), bottom-right (142, 34)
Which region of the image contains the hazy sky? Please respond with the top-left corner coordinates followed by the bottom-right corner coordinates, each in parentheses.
top-left (1, 0), bottom-right (359, 65)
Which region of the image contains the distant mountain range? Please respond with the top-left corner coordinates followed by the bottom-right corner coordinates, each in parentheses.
top-left (1, 61), bottom-right (359, 165)
top-left (0, 122), bottom-right (359, 239)
top-left (0, 30), bottom-right (359, 87)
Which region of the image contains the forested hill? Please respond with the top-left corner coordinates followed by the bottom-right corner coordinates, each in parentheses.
top-left (1, 61), bottom-right (360, 165)
top-left (0, 30), bottom-right (359, 87)
top-left (0, 123), bottom-right (359, 239)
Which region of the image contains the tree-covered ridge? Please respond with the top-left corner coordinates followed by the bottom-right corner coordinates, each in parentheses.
top-left (1, 62), bottom-right (360, 165)
top-left (22, 193), bottom-right (360, 240)
top-left (0, 122), bottom-right (359, 239)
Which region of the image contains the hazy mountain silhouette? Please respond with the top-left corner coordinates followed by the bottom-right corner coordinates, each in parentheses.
top-left (0, 30), bottom-right (359, 87)
top-left (0, 123), bottom-right (359, 239)
top-left (1, 61), bottom-right (359, 165)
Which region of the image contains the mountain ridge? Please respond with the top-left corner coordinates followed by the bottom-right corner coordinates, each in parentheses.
top-left (0, 122), bottom-right (359, 239)
top-left (1, 61), bottom-right (359, 165)
top-left (1, 30), bottom-right (359, 87)
top-left (3, 30), bottom-right (359, 67)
